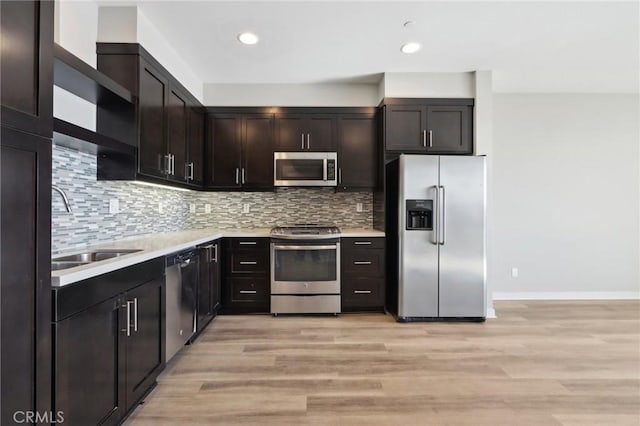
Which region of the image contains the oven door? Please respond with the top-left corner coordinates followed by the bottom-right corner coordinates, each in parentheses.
top-left (271, 240), bottom-right (340, 294)
top-left (274, 152), bottom-right (337, 186)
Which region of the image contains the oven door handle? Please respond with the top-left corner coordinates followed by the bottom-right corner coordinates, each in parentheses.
top-left (273, 245), bottom-right (337, 251)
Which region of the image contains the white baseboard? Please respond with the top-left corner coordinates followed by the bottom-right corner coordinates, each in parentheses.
top-left (492, 291), bottom-right (640, 301)
top-left (486, 307), bottom-right (497, 319)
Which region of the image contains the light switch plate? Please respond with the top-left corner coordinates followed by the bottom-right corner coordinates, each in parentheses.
top-left (158, 202), bottom-right (163, 214)
top-left (243, 203), bottom-right (250, 213)
top-left (109, 199), bottom-right (120, 214)
top-left (189, 203), bottom-right (196, 213)
top-left (205, 204), bottom-right (211, 214)
top-left (511, 267), bottom-right (519, 278)
top-left (356, 203), bottom-right (363, 212)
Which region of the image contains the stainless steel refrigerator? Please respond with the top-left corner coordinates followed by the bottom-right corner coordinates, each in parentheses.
top-left (385, 155), bottom-right (486, 321)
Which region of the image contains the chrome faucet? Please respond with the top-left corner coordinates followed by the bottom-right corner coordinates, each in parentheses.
top-left (52, 185), bottom-right (72, 213)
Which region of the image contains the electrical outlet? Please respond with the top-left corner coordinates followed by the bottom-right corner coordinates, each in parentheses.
top-left (205, 204), bottom-right (211, 214)
top-left (243, 203), bottom-right (251, 213)
top-left (109, 199), bottom-right (120, 214)
top-left (189, 203), bottom-right (196, 213)
top-left (356, 202), bottom-right (363, 212)
top-left (511, 267), bottom-right (519, 278)
top-left (158, 202), bottom-right (163, 214)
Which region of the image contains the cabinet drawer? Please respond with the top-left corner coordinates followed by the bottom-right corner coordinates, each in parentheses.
top-left (229, 251), bottom-right (269, 274)
top-left (342, 249), bottom-right (384, 276)
top-left (342, 237), bottom-right (385, 250)
top-left (228, 278), bottom-right (269, 303)
top-left (341, 277), bottom-right (384, 310)
top-left (229, 238), bottom-right (269, 252)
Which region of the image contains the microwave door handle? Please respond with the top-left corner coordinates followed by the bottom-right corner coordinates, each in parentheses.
top-left (323, 158), bottom-right (327, 181)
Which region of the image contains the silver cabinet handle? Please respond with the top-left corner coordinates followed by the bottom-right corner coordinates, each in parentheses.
top-left (354, 290), bottom-right (372, 294)
top-left (235, 168), bottom-right (239, 185)
top-left (429, 130), bottom-right (433, 147)
top-left (164, 154), bottom-right (171, 174)
top-left (432, 185), bottom-right (439, 245)
top-left (323, 158), bottom-right (328, 181)
top-left (239, 241), bottom-right (257, 245)
top-left (133, 297), bottom-right (138, 332)
top-left (212, 244), bottom-right (218, 263)
top-left (125, 300), bottom-right (133, 336)
top-left (240, 290), bottom-right (257, 294)
top-left (306, 133), bottom-right (310, 150)
top-left (354, 241), bottom-right (372, 245)
top-left (439, 185), bottom-right (446, 245)
top-left (301, 134), bottom-right (305, 150)
top-left (180, 258), bottom-right (191, 268)
top-left (423, 130), bottom-right (427, 147)
top-left (239, 261), bottom-right (257, 265)
top-left (189, 162), bottom-right (194, 180)
top-left (173, 154), bottom-right (176, 175)
top-left (241, 168), bottom-right (246, 184)
top-left (354, 261), bottom-right (372, 265)
top-left (338, 167), bottom-right (342, 184)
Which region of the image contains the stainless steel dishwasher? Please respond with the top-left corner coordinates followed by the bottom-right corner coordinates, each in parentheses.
top-left (165, 249), bottom-right (199, 362)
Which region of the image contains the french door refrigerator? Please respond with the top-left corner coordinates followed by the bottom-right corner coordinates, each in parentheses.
top-left (386, 155), bottom-right (486, 321)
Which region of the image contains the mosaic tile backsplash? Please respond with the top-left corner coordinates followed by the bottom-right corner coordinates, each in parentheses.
top-left (52, 146), bottom-right (373, 252)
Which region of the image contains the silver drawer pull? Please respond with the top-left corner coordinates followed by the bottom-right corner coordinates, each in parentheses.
top-left (239, 261), bottom-right (257, 265)
top-left (354, 290), bottom-right (372, 294)
top-left (354, 241), bottom-right (372, 245)
top-left (239, 241), bottom-right (257, 245)
top-left (240, 290), bottom-right (257, 294)
top-left (354, 261), bottom-right (372, 265)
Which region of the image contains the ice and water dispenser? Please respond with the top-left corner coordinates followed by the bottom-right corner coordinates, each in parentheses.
top-left (406, 200), bottom-right (433, 230)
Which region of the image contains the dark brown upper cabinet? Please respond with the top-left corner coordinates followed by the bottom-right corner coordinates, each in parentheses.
top-left (337, 113), bottom-right (377, 189)
top-left (0, 0), bottom-right (53, 138)
top-left (276, 113), bottom-right (336, 152)
top-left (97, 43), bottom-right (204, 188)
top-left (382, 98), bottom-right (473, 155)
top-left (207, 113), bottom-right (274, 190)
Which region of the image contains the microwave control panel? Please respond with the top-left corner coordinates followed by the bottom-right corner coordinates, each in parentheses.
top-left (327, 160), bottom-right (336, 180)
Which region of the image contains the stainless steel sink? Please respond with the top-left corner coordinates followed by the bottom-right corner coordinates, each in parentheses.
top-left (52, 249), bottom-right (142, 271)
top-left (51, 261), bottom-right (90, 271)
top-left (53, 249), bottom-right (141, 263)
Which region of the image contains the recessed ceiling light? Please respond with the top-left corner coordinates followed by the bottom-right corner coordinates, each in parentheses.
top-left (238, 32), bottom-right (259, 45)
top-left (401, 42), bottom-right (421, 54)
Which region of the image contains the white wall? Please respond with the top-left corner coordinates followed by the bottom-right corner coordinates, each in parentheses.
top-left (381, 72), bottom-right (475, 98)
top-left (97, 6), bottom-right (204, 101)
top-left (204, 83), bottom-right (380, 107)
top-left (492, 93), bottom-right (640, 299)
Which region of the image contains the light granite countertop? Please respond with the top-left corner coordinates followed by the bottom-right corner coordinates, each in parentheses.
top-left (52, 227), bottom-right (384, 287)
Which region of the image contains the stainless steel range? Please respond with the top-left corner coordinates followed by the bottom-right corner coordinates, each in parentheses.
top-left (270, 224), bottom-right (341, 315)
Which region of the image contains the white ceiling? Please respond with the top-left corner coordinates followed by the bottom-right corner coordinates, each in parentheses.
top-left (98, 1), bottom-right (639, 93)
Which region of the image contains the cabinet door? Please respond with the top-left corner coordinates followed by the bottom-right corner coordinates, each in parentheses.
top-left (243, 114), bottom-right (274, 187)
top-left (224, 277), bottom-right (270, 312)
top-left (208, 114), bottom-right (241, 187)
top-left (124, 278), bottom-right (164, 411)
top-left (276, 115), bottom-right (306, 151)
top-left (425, 106), bottom-right (472, 154)
top-left (167, 87), bottom-right (188, 182)
top-left (0, 128), bottom-right (51, 424)
top-left (187, 108), bottom-right (204, 186)
top-left (54, 296), bottom-right (125, 426)
top-left (0, 0), bottom-right (53, 137)
top-left (138, 60), bottom-right (168, 178)
top-left (384, 105), bottom-right (426, 152)
top-left (337, 114), bottom-right (377, 188)
top-left (307, 115), bottom-right (336, 151)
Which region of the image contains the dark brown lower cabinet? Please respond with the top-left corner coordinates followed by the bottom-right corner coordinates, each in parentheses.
top-left (0, 127), bottom-right (51, 425)
top-left (341, 238), bottom-right (385, 312)
top-left (197, 240), bottom-right (221, 334)
top-left (52, 259), bottom-right (165, 425)
top-left (221, 238), bottom-right (270, 313)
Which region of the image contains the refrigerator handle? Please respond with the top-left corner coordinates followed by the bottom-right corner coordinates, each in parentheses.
top-left (439, 185), bottom-right (446, 245)
top-left (432, 185), bottom-right (439, 245)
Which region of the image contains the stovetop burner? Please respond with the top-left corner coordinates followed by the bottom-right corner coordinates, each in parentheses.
top-left (271, 223), bottom-right (340, 238)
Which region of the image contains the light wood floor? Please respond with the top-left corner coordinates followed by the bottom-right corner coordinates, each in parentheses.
top-left (126, 301), bottom-right (640, 425)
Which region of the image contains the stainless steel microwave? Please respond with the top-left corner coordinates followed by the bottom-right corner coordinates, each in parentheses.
top-left (274, 152), bottom-right (337, 187)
